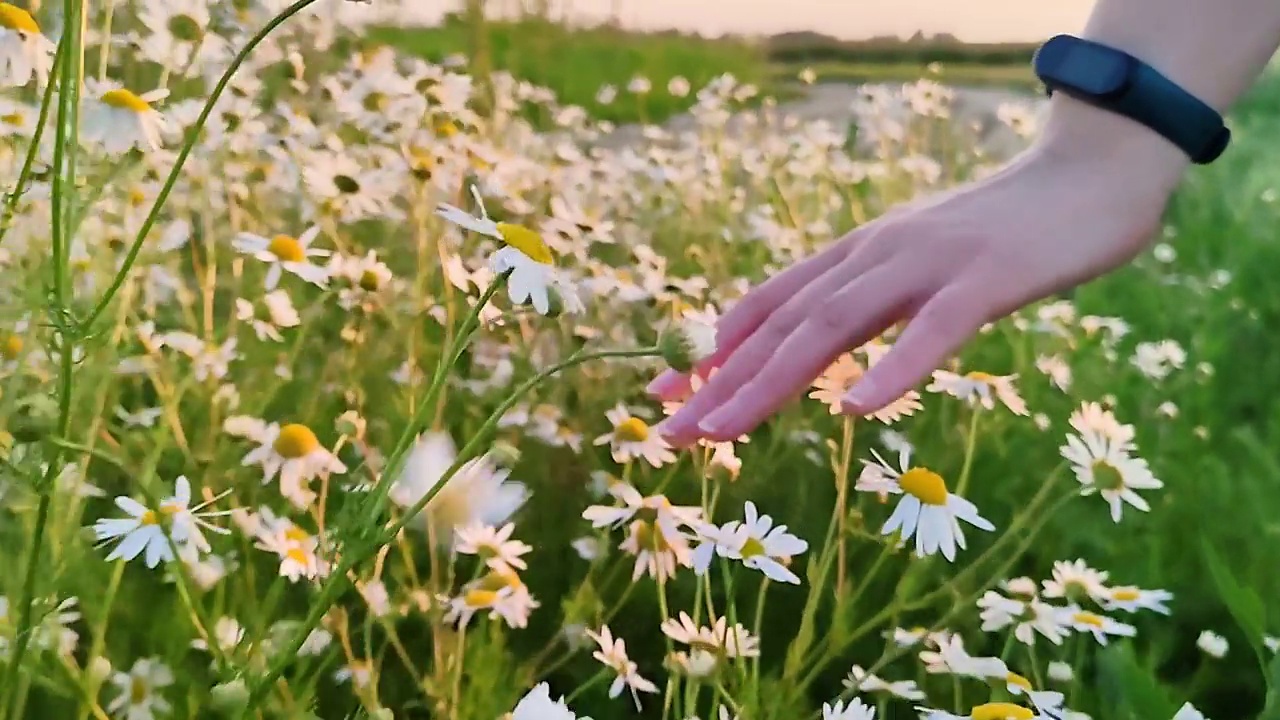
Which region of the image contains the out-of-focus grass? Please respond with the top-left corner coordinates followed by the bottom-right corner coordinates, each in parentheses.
top-left (366, 19), bottom-right (772, 124)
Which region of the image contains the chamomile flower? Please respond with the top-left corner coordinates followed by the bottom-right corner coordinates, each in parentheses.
top-left (1172, 703), bottom-right (1208, 720)
top-left (445, 567), bottom-right (540, 629)
top-left (1101, 586), bottom-right (1172, 615)
top-left (824, 699), bottom-right (877, 720)
top-left (1040, 560), bottom-right (1111, 604)
top-left (660, 612), bottom-right (760, 658)
top-left (389, 432), bottom-right (529, 545)
top-left (917, 704), bottom-right (1041, 720)
top-left (235, 421), bottom-right (347, 508)
top-left (160, 332), bottom-right (239, 381)
top-left (0, 3), bottom-right (54, 88)
top-left (233, 226), bottom-right (331, 290)
top-left (92, 476), bottom-right (230, 568)
top-left (1060, 420), bottom-right (1162, 523)
top-left (594, 403), bottom-right (675, 467)
top-left (927, 370), bottom-right (1029, 415)
top-left (977, 590), bottom-right (1070, 646)
top-left (107, 658), bottom-right (173, 720)
top-left (82, 82), bottom-right (170, 153)
top-left (586, 625), bottom-right (659, 709)
top-left (691, 501), bottom-right (808, 584)
top-left (1064, 608), bottom-right (1137, 645)
top-left (1004, 672), bottom-right (1069, 717)
top-left (436, 185), bottom-right (582, 315)
top-left (855, 447), bottom-right (995, 561)
top-left (251, 508), bottom-right (328, 582)
top-left (844, 665), bottom-right (925, 701)
top-left (919, 634), bottom-right (1009, 678)
top-left (511, 683), bottom-right (582, 720)
top-left (236, 289), bottom-right (301, 342)
top-left (1196, 630), bottom-right (1228, 658)
top-left (455, 522), bottom-right (533, 572)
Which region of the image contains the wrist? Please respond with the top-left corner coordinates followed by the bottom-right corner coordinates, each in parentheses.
top-left (1032, 93), bottom-right (1190, 203)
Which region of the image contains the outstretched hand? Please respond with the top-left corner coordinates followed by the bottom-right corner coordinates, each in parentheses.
top-left (650, 139), bottom-right (1179, 447)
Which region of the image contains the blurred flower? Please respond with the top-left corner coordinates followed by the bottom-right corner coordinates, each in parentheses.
top-left (82, 82), bottom-right (169, 153)
top-left (843, 665), bottom-right (924, 701)
top-left (511, 683), bottom-right (581, 720)
top-left (233, 226), bottom-right (330, 290)
top-left (234, 420), bottom-right (347, 508)
top-left (594, 403), bottom-right (675, 467)
top-left (1196, 630), bottom-right (1228, 658)
top-left (1040, 559), bottom-right (1110, 604)
top-left (977, 590), bottom-right (1069, 646)
top-left (107, 658), bottom-right (173, 720)
top-left (823, 699), bottom-right (876, 720)
top-left (445, 567), bottom-right (539, 629)
top-left (389, 431), bottom-right (528, 545)
top-left (927, 370), bottom-right (1028, 415)
top-left (1064, 608), bottom-right (1136, 645)
top-left (0, 3), bottom-right (54, 87)
top-left (455, 521), bottom-right (533, 572)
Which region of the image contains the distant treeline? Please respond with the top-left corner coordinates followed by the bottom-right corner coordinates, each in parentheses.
top-left (765, 31), bottom-right (1039, 66)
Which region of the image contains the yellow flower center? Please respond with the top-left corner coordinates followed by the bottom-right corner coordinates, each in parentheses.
top-left (1, 112), bottom-right (23, 126)
top-left (358, 269), bottom-right (382, 291)
top-left (129, 676), bottom-right (148, 704)
top-left (435, 119), bottom-right (458, 137)
top-left (898, 467), bottom-right (949, 506)
top-left (633, 520), bottom-right (675, 554)
top-left (965, 371), bottom-right (999, 383)
top-left (1005, 672), bottom-right (1033, 691)
top-left (128, 188), bottom-right (147, 207)
top-left (495, 222), bottom-right (554, 265)
top-left (1072, 611), bottom-right (1105, 628)
top-left (1090, 460), bottom-right (1126, 491)
top-left (1, 334), bottom-right (22, 359)
top-left (267, 234), bottom-right (306, 263)
top-left (740, 537), bottom-right (766, 559)
top-left (285, 547), bottom-right (309, 565)
top-left (971, 703), bottom-right (1034, 720)
top-left (0, 3), bottom-right (39, 33)
top-left (464, 589), bottom-right (498, 607)
top-left (140, 510), bottom-right (159, 526)
top-left (1111, 587), bottom-right (1140, 602)
top-left (101, 89), bottom-right (152, 113)
top-left (614, 416), bottom-right (650, 443)
top-left (273, 423), bottom-right (320, 459)
top-left (284, 526), bottom-right (310, 543)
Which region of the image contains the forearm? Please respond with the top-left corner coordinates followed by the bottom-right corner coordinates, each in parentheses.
top-left (1036, 0), bottom-right (1280, 197)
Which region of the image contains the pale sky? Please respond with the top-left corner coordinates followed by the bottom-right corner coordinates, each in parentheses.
top-left (424, 1), bottom-right (1099, 43)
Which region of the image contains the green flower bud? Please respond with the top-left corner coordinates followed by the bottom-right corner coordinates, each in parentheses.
top-left (209, 679), bottom-right (250, 716)
top-left (658, 319), bottom-right (716, 372)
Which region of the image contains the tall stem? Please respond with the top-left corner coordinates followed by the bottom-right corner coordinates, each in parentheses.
top-left (244, 346), bottom-right (661, 708)
top-left (80, 0), bottom-right (322, 330)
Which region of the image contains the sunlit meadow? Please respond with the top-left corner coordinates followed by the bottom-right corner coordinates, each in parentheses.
top-left (1, 1), bottom-right (1279, 719)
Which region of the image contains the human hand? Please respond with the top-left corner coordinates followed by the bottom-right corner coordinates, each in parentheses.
top-left (650, 121), bottom-right (1185, 447)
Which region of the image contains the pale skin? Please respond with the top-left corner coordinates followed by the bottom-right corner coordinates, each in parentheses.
top-left (651, 0), bottom-right (1280, 446)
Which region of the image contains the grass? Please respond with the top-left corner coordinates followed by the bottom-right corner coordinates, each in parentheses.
top-left (775, 60), bottom-right (1039, 89)
top-left (366, 18), bottom-right (771, 125)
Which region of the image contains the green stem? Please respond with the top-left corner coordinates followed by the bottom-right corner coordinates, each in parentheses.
top-left (245, 346), bottom-right (661, 708)
top-left (955, 408), bottom-right (981, 498)
top-left (0, 31), bottom-right (65, 246)
top-left (80, 0), bottom-right (322, 330)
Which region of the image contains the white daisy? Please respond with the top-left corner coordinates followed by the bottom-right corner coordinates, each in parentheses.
top-left (82, 82), bottom-right (169, 154)
top-left (1172, 703), bottom-right (1208, 720)
top-left (1060, 424), bottom-right (1162, 523)
top-left (389, 431), bottom-right (528, 545)
top-left (1040, 559), bottom-right (1111, 604)
top-left (234, 420), bottom-right (347, 508)
top-left (917, 703), bottom-right (1042, 720)
top-left (92, 476), bottom-right (230, 568)
top-left (455, 521), bottom-right (533, 572)
top-left (691, 501), bottom-right (808, 584)
top-left (436, 185), bottom-right (581, 316)
top-left (594, 403), bottom-right (675, 467)
top-left (585, 626), bottom-right (659, 709)
top-left (919, 634), bottom-right (1009, 678)
top-left (660, 612), bottom-right (760, 658)
top-left (844, 665), bottom-right (925, 701)
top-left (444, 567), bottom-right (540, 630)
top-left (107, 658), bottom-right (173, 720)
top-left (1100, 586), bottom-right (1172, 615)
top-left (511, 683), bottom-right (582, 720)
top-left (927, 369), bottom-right (1029, 415)
top-left (824, 698), bottom-right (877, 720)
top-left (1064, 608), bottom-right (1137, 645)
top-left (1196, 630), bottom-right (1228, 658)
top-left (977, 590), bottom-right (1070, 646)
top-left (0, 3), bottom-right (54, 88)
top-left (855, 446), bottom-right (995, 561)
top-left (233, 226), bottom-right (331, 290)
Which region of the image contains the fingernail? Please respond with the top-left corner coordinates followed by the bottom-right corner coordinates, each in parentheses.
top-left (646, 371), bottom-right (679, 396)
top-left (655, 418), bottom-right (682, 439)
top-left (697, 419), bottom-right (720, 435)
top-left (843, 379), bottom-right (875, 409)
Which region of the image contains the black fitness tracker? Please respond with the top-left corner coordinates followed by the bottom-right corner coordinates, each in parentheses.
top-left (1032, 34), bottom-right (1230, 164)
